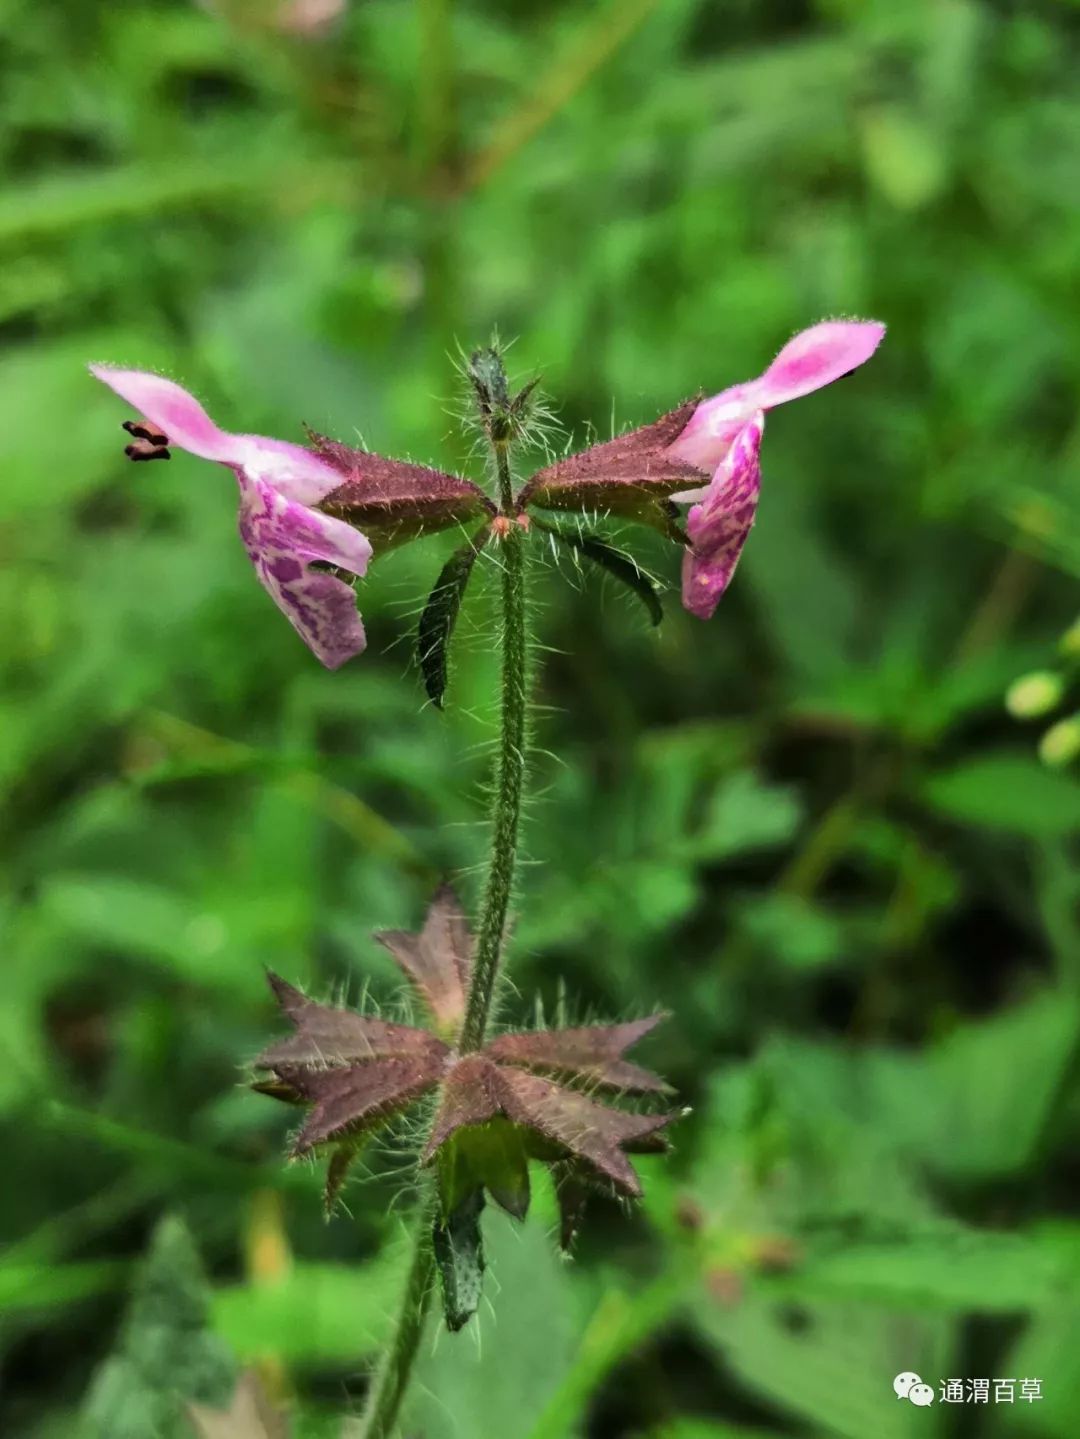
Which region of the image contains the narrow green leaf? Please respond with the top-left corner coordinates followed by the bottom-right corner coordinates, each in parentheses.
top-left (536, 520), bottom-right (663, 626)
top-left (417, 532), bottom-right (486, 708)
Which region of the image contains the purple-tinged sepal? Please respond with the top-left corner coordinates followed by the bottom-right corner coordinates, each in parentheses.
top-left (309, 429), bottom-right (495, 554)
top-left (256, 972), bottom-right (449, 1068)
top-left (254, 972), bottom-right (449, 1189)
top-left (518, 399), bottom-right (705, 533)
top-left (484, 1013), bottom-right (673, 1094)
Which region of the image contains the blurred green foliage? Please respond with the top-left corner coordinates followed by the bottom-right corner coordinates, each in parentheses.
top-left (2, 0), bottom-right (1080, 1434)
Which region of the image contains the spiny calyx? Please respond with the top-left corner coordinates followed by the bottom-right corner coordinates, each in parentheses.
top-left (253, 884), bottom-right (676, 1325)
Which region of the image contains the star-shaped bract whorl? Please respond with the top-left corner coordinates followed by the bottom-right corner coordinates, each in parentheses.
top-left (254, 886), bottom-right (675, 1245)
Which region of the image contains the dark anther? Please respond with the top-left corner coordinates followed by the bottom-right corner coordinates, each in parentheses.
top-left (122, 418), bottom-right (169, 446)
top-left (124, 440), bottom-right (171, 462)
top-left (122, 416), bottom-right (170, 462)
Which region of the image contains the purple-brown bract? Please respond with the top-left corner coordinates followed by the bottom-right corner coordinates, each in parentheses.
top-left (254, 886), bottom-right (674, 1229)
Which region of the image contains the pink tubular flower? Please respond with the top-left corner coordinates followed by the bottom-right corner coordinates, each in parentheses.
top-left (89, 366), bottom-right (373, 668)
top-left (668, 319), bottom-right (885, 618)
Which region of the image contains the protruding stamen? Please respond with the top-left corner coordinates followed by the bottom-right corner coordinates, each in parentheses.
top-left (122, 417), bottom-right (170, 462)
top-left (124, 439), bottom-right (171, 462)
top-left (122, 418), bottom-right (169, 446)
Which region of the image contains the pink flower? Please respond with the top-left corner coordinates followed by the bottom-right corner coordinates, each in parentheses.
top-left (89, 366), bottom-right (372, 668)
top-left (669, 319), bottom-right (884, 618)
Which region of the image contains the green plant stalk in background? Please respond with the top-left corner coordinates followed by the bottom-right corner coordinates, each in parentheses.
top-left (360, 354), bottom-right (531, 1435)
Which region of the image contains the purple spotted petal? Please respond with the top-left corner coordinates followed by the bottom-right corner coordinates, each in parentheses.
top-left (239, 477), bottom-right (373, 668)
top-left (89, 365), bottom-right (344, 504)
top-left (666, 320), bottom-right (885, 473)
top-left (681, 413), bottom-right (763, 621)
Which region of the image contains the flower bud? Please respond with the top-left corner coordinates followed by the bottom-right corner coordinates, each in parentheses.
top-left (1039, 716), bottom-right (1080, 768)
top-left (466, 346), bottom-right (538, 449)
top-left (1060, 616), bottom-right (1080, 659)
top-left (1041, 716), bottom-right (1080, 771)
top-left (1005, 670), bottom-right (1064, 719)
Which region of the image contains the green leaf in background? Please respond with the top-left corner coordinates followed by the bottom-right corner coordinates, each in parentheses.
top-left (921, 753), bottom-right (1080, 836)
top-left (858, 106), bottom-right (949, 211)
top-left (0, 1261), bottom-right (126, 1318)
top-left (688, 771), bottom-right (803, 864)
top-left (795, 1230), bottom-right (1068, 1312)
top-left (405, 1180), bottom-right (580, 1439)
top-left (212, 1256), bottom-right (402, 1369)
top-left (696, 1292), bottom-right (950, 1439)
top-left (867, 990), bottom-right (1080, 1181)
top-left (81, 1216), bottom-right (235, 1439)
top-left (647, 1425), bottom-right (777, 1439)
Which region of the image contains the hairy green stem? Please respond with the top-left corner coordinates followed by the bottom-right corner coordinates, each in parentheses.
top-left (461, 441), bottom-right (528, 1050)
top-left (357, 1189), bottom-right (437, 1439)
top-left (358, 431), bottom-right (528, 1432)
top-left (358, 364), bottom-right (530, 1434)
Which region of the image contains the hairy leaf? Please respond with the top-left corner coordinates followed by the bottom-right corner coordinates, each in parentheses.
top-left (433, 1189), bottom-right (486, 1332)
top-left (535, 521), bottom-right (664, 627)
top-left (417, 534), bottom-right (486, 708)
top-left (80, 1216), bottom-right (234, 1439)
